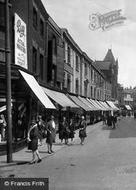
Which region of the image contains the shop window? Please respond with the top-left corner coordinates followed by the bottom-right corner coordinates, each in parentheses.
top-left (40, 18), bottom-right (44, 37)
top-left (32, 47), bottom-right (37, 73)
top-left (33, 7), bottom-right (37, 30)
top-left (40, 54), bottom-right (44, 80)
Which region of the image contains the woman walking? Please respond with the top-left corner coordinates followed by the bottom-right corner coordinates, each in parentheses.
top-left (79, 116), bottom-right (87, 145)
top-left (37, 115), bottom-right (45, 145)
top-left (62, 117), bottom-right (70, 145)
top-left (69, 118), bottom-right (75, 142)
top-left (27, 120), bottom-right (42, 164)
top-left (46, 115), bottom-right (56, 154)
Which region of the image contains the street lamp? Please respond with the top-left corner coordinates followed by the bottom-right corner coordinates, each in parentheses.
top-left (5, 0), bottom-right (12, 163)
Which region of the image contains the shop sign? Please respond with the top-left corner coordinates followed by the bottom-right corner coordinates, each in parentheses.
top-left (14, 13), bottom-right (27, 69)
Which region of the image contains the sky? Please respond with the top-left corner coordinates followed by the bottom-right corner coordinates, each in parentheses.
top-left (41, 0), bottom-right (136, 88)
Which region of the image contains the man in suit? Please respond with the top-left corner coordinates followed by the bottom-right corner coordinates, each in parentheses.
top-left (46, 115), bottom-right (56, 154)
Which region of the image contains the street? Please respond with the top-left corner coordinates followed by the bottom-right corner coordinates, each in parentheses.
top-left (1, 117), bottom-right (136, 190)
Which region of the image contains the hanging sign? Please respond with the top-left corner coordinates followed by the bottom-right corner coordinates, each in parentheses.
top-left (14, 13), bottom-right (27, 69)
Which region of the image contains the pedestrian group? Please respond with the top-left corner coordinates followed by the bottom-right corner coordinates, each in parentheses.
top-left (27, 115), bottom-right (87, 164)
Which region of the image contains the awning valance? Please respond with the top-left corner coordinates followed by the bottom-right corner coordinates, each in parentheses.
top-left (19, 70), bottom-right (56, 109)
top-left (42, 87), bottom-right (79, 108)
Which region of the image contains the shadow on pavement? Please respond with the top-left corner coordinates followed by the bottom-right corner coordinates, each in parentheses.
top-left (0, 161), bottom-right (29, 168)
top-left (108, 117), bottom-right (136, 138)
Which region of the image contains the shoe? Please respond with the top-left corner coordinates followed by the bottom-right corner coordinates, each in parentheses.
top-left (48, 151), bottom-right (51, 154)
top-left (37, 159), bottom-right (42, 163)
top-left (29, 160), bottom-right (36, 164)
top-left (51, 150), bottom-right (54, 153)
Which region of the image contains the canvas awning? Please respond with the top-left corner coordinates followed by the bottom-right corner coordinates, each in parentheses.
top-left (106, 101), bottom-right (119, 111)
top-left (78, 96), bottom-right (97, 111)
top-left (95, 100), bottom-right (107, 111)
top-left (87, 99), bottom-right (103, 110)
top-left (69, 95), bottom-right (91, 111)
top-left (0, 104), bottom-right (13, 113)
top-left (125, 105), bottom-right (132, 110)
top-left (0, 106), bottom-right (6, 113)
top-left (19, 70), bottom-right (56, 109)
top-left (42, 87), bottom-right (79, 108)
top-left (100, 101), bottom-right (112, 111)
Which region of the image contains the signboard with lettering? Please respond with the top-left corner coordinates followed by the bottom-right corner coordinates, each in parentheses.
top-left (14, 13), bottom-right (27, 69)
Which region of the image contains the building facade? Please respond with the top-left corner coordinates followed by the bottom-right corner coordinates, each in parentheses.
top-left (0, 0), bottom-right (63, 145)
top-left (62, 28), bottom-right (82, 95)
top-left (95, 49), bottom-right (118, 101)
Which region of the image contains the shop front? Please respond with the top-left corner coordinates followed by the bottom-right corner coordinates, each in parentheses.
top-left (0, 67), bottom-right (56, 155)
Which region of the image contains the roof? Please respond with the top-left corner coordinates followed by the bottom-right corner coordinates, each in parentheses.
top-left (95, 61), bottom-right (111, 70)
top-left (104, 49), bottom-right (116, 64)
top-left (62, 28), bottom-right (82, 54)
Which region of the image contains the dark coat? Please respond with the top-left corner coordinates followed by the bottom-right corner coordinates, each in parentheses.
top-left (28, 125), bottom-right (39, 151)
top-left (79, 120), bottom-right (87, 138)
top-left (46, 120), bottom-right (56, 144)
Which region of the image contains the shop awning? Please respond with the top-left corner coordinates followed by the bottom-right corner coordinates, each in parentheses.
top-left (100, 101), bottom-right (112, 111)
top-left (78, 96), bottom-right (97, 111)
top-left (125, 105), bottom-right (132, 110)
top-left (69, 95), bottom-right (91, 111)
top-left (0, 103), bottom-right (13, 113)
top-left (106, 101), bottom-right (119, 111)
top-left (95, 100), bottom-right (107, 111)
top-left (19, 70), bottom-right (56, 109)
top-left (42, 87), bottom-right (79, 108)
top-left (0, 105), bottom-right (6, 113)
top-left (87, 99), bottom-right (103, 110)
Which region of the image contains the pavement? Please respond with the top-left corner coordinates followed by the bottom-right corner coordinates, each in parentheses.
top-left (0, 121), bottom-right (102, 169)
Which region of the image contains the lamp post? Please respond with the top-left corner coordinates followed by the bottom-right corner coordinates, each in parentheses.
top-left (5, 0), bottom-right (12, 163)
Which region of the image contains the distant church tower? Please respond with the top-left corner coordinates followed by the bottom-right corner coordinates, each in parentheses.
top-left (103, 49), bottom-right (118, 100)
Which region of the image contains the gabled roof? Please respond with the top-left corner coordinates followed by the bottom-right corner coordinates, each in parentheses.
top-left (104, 49), bottom-right (116, 64)
top-left (95, 61), bottom-right (111, 70)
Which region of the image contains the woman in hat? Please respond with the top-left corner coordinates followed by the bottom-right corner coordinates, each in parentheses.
top-left (79, 116), bottom-right (87, 145)
top-left (46, 115), bottom-right (56, 154)
top-left (27, 119), bottom-right (42, 164)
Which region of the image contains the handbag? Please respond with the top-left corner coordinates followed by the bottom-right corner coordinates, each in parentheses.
top-left (27, 140), bottom-right (32, 150)
top-left (42, 130), bottom-right (47, 138)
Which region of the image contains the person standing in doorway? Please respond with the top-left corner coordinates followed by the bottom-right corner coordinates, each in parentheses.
top-left (79, 116), bottom-right (87, 145)
top-left (46, 115), bottom-right (56, 154)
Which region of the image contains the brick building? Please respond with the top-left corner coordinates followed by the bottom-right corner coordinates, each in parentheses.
top-left (95, 49), bottom-right (118, 101)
